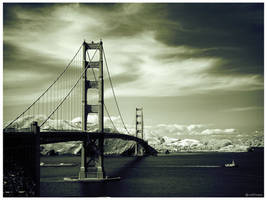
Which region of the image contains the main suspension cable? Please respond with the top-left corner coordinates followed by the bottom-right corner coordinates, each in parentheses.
top-left (103, 48), bottom-right (130, 135)
top-left (4, 43), bottom-right (83, 130)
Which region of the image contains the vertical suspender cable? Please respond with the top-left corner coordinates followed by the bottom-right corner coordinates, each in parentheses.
top-left (4, 44), bottom-right (82, 130)
top-left (40, 48), bottom-right (98, 127)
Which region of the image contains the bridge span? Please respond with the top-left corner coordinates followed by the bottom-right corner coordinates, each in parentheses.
top-left (4, 130), bottom-right (158, 155)
top-left (40, 131), bottom-right (157, 155)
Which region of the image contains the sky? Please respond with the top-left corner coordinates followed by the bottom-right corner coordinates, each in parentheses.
top-left (3, 3), bottom-right (264, 135)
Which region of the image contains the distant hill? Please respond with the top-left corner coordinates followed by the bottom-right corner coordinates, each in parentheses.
top-left (4, 115), bottom-right (263, 155)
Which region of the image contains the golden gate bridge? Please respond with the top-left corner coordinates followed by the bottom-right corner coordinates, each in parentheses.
top-left (3, 40), bottom-right (157, 191)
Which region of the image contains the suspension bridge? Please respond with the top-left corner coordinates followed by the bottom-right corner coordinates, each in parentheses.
top-left (3, 40), bottom-right (157, 185)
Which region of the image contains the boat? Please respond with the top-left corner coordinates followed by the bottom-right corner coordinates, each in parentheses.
top-left (224, 160), bottom-right (238, 168)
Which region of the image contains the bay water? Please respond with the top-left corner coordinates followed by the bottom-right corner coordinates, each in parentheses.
top-left (40, 151), bottom-right (263, 197)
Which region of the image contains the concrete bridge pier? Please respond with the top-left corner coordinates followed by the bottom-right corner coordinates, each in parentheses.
top-left (135, 143), bottom-right (144, 156)
top-left (79, 137), bottom-right (105, 179)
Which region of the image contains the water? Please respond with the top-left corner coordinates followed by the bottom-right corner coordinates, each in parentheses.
top-left (40, 151), bottom-right (264, 197)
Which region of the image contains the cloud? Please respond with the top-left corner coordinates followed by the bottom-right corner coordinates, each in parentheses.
top-left (103, 32), bottom-right (263, 98)
top-left (143, 123), bottom-right (237, 137)
top-left (222, 106), bottom-right (263, 112)
top-left (4, 4), bottom-right (263, 99)
top-left (153, 4), bottom-right (263, 75)
top-left (201, 128), bottom-right (236, 135)
top-left (187, 124), bottom-right (205, 131)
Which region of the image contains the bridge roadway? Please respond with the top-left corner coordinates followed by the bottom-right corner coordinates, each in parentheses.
top-left (4, 131), bottom-right (158, 155)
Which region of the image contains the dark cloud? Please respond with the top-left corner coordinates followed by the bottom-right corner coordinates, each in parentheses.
top-left (3, 41), bottom-right (82, 94)
top-left (4, 42), bottom-right (67, 74)
top-left (156, 46), bottom-right (263, 75)
top-left (3, 3), bottom-right (57, 27)
top-left (3, 3), bottom-right (264, 93)
top-left (3, 3), bottom-right (71, 38)
top-left (156, 3), bottom-right (263, 47)
top-left (151, 3), bottom-right (263, 75)
top-left (79, 3), bottom-right (121, 10)
top-left (107, 72), bottom-right (139, 86)
top-left (78, 3), bottom-right (264, 76)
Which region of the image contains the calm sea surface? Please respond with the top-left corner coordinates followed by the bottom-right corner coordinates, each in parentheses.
top-left (40, 151), bottom-right (264, 197)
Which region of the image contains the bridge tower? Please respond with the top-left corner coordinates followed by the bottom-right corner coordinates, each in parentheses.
top-left (79, 40), bottom-right (105, 179)
top-left (135, 107), bottom-right (144, 156)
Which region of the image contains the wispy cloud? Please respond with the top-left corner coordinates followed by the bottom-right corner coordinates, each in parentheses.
top-left (222, 106), bottom-right (263, 112)
top-left (4, 3), bottom-right (264, 100)
top-left (142, 123), bottom-right (237, 137)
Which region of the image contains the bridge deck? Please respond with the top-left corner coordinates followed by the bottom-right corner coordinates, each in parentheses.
top-left (4, 131), bottom-right (158, 155)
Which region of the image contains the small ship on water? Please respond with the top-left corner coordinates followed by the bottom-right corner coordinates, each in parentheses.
top-left (224, 160), bottom-right (238, 168)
